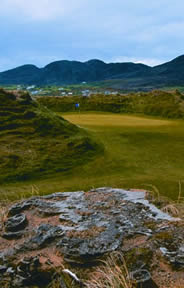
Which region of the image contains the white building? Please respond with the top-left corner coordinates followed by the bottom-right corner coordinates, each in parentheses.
top-left (31, 90), bottom-right (39, 95)
top-left (27, 85), bottom-right (36, 90)
top-left (82, 90), bottom-right (91, 97)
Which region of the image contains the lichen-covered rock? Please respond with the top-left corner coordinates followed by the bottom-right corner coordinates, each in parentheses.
top-left (0, 187), bottom-right (183, 287)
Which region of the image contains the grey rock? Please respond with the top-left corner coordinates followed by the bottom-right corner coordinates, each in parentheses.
top-left (6, 267), bottom-right (15, 274)
top-left (24, 224), bottom-right (64, 249)
top-left (2, 189), bottom-right (177, 263)
top-left (8, 201), bottom-right (33, 216)
top-left (2, 230), bottom-right (25, 240)
top-left (58, 223), bottom-right (124, 262)
top-left (160, 246), bottom-right (184, 269)
top-left (4, 213), bottom-right (28, 232)
top-left (129, 269), bottom-right (158, 288)
top-left (0, 265), bottom-right (7, 273)
top-left (0, 187), bottom-right (182, 287)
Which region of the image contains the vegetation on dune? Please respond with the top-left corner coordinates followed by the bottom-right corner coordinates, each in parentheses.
top-left (1, 111), bottom-right (184, 202)
top-left (61, 112), bottom-right (184, 200)
top-left (38, 89), bottom-right (184, 119)
top-left (0, 89), bottom-right (102, 184)
top-left (1, 89), bottom-right (184, 201)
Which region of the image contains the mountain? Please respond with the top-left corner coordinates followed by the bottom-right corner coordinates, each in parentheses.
top-left (0, 55), bottom-right (184, 89)
top-left (0, 65), bottom-right (40, 85)
top-left (0, 59), bottom-right (150, 85)
top-left (0, 88), bottom-right (101, 183)
top-left (152, 55), bottom-right (184, 84)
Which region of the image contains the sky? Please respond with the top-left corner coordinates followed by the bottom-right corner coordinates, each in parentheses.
top-left (0, 0), bottom-right (184, 71)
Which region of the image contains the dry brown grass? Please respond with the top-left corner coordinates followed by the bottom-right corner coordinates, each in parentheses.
top-left (0, 191), bottom-right (12, 224)
top-left (75, 209), bottom-right (93, 216)
top-left (161, 204), bottom-right (180, 217)
top-left (0, 205), bottom-right (8, 224)
top-left (84, 252), bottom-right (132, 288)
top-left (66, 226), bottom-right (105, 239)
top-left (0, 184), bottom-right (41, 226)
top-left (144, 182), bottom-right (184, 219)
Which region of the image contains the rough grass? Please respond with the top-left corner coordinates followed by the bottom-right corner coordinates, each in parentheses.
top-left (85, 252), bottom-right (132, 288)
top-left (1, 111), bottom-right (184, 201)
top-left (0, 89), bottom-right (102, 186)
top-left (38, 89), bottom-right (184, 119)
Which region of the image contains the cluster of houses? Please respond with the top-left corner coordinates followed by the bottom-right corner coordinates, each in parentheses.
top-left (81, 90), bottom-right (118, 97)
top-left (17, 85), bottom-right (40, 95)
top-left (16, 85), bottom-right (119, 97)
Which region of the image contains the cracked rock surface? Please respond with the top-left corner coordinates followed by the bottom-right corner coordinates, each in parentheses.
top-left (0, 187), bottom-right (184, 287)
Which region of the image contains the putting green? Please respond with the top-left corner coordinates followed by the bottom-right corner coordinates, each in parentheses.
top-left (63, 113), bottom-right (174, 128)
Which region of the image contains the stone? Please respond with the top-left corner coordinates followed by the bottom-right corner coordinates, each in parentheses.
top-left (8, 201), bottom-right (32, 216)
top-left (24, 224), bottom-right (64, 249)
top-left (4, 213), bottom-right (28, 232)
top-left (2, 230), bottom-right (25, 240)
top-left (0, 188), bottom-right (183, 288)
top-left (0, 265), bottom-right (7, 273)
top-left (129, 269), bottom-right (158, 288)
top-left (160, 246), bottom-right (184, 269)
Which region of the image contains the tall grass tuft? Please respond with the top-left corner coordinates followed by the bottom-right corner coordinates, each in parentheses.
top-left (85, 252), bottom-right (132, 288)
top-left (144, 181), bottom-right (184, 218)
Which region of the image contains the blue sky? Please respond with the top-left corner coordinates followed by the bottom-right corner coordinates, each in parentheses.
top-left (0, 0), bottom-right (184, 71)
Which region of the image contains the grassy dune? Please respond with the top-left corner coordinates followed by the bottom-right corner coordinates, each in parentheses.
top-left (38, 90), bottom-right (184, 118)
top-left (1, 111), bottom-right (184, 201)
top-left (0, 89), bottom-right (101, 193)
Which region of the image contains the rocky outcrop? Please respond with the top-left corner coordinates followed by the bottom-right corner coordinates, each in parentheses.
top-left (0, 188), bottom-right (184, 287)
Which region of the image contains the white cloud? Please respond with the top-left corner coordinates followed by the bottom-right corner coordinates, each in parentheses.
top-left (1, 0), bottom-right (84, 21)
top-left (0, 0), bottom-right (184, 71)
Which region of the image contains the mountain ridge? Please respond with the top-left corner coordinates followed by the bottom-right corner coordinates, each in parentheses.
top-left (0, 55), bottom-right (184, 89)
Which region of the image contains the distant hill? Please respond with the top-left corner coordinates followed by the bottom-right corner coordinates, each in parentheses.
top-left (0, 59), bottom-right (149, 86)
top-left (1, 55), bottom-right (184, 89)
top-left (0, 89), bottom-right (101, 183)
top-left (152, 55), bottom-right (184, 83)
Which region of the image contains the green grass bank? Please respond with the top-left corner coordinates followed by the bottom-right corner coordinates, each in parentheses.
top-left (1, 111), bottom-right (184, 201)
top-left (0, 89), bottom-right (102, 186)
top-left (38, 90), bottom-right (184, 119)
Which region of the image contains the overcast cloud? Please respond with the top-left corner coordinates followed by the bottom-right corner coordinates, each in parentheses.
top-left (0, 0), bottom-right (183, 71)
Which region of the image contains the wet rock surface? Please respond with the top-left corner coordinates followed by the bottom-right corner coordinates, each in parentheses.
top-left (0, 187), bottom-right (184, 287)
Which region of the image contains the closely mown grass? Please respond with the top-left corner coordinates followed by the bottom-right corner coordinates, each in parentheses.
top-left (1, 111), bottom-right (184, 201)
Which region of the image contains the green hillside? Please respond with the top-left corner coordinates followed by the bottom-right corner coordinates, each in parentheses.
top-left (2, 55), bottom-right (184, 90)
top-left (0, 89), bottom-right (101, 183)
